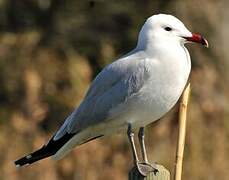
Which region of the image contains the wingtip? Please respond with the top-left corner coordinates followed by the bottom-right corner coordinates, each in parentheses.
top-left (14, 159), bottom-right (27, 168)
top-left (15, 163), bottom-right (21, 169)
top-left (14, 159), bottom-right (23, 168)
top-left (14, 133), bottom-right (76, 168)
top-left (14, 153), bottom-right (33, 168)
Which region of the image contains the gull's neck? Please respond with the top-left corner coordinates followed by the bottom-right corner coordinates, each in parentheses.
top-left (135, 38), bottom-right (191, 74)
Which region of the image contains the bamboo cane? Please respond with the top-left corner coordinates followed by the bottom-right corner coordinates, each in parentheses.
top-left (174, 83), bottom-right (191, 180)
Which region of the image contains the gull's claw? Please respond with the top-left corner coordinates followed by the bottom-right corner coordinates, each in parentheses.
top-left (136, 162), bottom-right (158, 177)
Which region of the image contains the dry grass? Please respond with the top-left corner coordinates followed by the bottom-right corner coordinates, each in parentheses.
top-left (0, 1), bottom-right (228, 180)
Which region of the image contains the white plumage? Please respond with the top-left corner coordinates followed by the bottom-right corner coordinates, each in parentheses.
top-left (53, 14), bottom-right (192, 159)
top-left (15, 14), bottom-right (208, 167)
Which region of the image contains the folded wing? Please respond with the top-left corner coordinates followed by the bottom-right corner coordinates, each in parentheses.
top-left (54, 55), bottom-right (148, 141)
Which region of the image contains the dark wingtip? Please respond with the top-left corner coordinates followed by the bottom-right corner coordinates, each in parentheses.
top-left (14, 145), bottom-right (48, 167)
top-left (14, 154), bottom-right (33, 167)
top-left (14, 133), bottom-right (76, 168)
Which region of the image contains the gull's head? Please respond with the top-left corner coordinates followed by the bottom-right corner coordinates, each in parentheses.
top-left (137, 14), bottom-right (208, 49)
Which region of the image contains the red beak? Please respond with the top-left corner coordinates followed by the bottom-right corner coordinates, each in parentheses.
top-left (184, 33), bottom-right (209, 47)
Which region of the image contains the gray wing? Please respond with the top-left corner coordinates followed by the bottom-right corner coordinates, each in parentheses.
top-left (54, 54), bottom-right (148, 140)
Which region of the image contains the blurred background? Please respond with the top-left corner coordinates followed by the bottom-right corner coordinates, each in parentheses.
top-left (0, 0), bottom-right (228, 180)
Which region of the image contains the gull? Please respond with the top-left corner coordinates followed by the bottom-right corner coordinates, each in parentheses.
top-left (15, 14), bottom-right (208, 175)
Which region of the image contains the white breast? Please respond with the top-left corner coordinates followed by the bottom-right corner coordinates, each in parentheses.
top-left (123, 45), bottom-right (191, 128)
top-left (91, 45), bottom-right (191, 134)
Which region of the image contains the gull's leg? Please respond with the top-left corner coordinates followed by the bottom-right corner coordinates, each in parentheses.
top-left (138, 127), bottom-right (148, 163)
top-left (137, 127), bottom-right (159, 176)
top-left (127, 124), bottom-right (139, 164)
top-left (127, 124), bottom-right (158, 177)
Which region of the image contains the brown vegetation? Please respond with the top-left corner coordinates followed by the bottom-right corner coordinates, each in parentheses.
top-left (0, 0), bottom-right (228, 180)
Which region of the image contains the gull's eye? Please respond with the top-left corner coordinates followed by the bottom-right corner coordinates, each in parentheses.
top-left (164, 27), bottom-right (172, 31)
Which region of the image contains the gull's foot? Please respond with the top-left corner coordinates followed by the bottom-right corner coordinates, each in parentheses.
top-left (136, 162), bottom-right (159, 177)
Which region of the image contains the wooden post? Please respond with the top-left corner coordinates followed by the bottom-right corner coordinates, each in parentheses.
top-left (174, 83), bottom-right (191, 180)
top-left (129, 164), bottom-right (170, 180)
